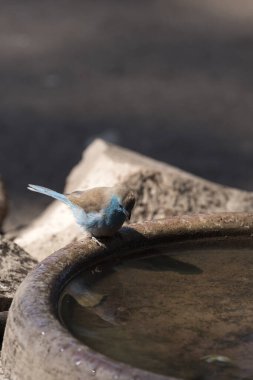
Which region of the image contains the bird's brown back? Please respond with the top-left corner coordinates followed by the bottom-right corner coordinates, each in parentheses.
top-left (67, 185), bottom-right (135, 216)
top-left (67, 187), bottom-right (114, 213)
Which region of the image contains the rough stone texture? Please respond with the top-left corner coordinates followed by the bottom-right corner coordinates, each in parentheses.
top-left (0, 237), bottom-right (37, 312)
top-left (15, 139), bottom-right (253, 261)
top-left (0, 179), bottom-right (8, 230)
top-left (0, 357), bottom-right (7, 380)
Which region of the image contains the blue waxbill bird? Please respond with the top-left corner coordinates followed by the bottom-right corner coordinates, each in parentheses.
top-left (27, 184), bottom-right (135, 237)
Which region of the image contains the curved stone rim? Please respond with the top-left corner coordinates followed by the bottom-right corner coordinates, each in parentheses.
top-left (2, 212), bottom-right (253, 380)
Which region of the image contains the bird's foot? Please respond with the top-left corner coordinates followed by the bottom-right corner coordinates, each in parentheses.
top-left (76, 233), bottom-right (107, 248)
top-left (91, 236), bottom-right (107, 248)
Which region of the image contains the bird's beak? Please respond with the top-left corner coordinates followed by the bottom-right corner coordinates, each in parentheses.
top-left (123, 208), bottom-right (130, 220)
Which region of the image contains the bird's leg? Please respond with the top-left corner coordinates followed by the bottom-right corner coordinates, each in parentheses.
top-left (75, 231), bottom-right (107, 248)
top-left (91, 236), bottom-right (107, 248)
top-left (75, 227), bottom-right (106, 248)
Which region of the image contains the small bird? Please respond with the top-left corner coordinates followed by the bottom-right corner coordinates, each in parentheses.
top-left (27, 184), bottom-right (135, 238)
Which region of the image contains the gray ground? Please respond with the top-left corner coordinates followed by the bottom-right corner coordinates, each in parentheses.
top-left (1, 0), bottom-right (253, 229)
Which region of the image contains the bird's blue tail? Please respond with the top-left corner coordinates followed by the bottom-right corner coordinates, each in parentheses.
top-left (27, 184), bottom-right (72, 207)
top-left (28, 184), bottom-right (88, 228)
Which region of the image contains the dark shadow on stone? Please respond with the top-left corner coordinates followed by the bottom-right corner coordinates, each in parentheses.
top-left (123, 255), bottom-right (203, 274)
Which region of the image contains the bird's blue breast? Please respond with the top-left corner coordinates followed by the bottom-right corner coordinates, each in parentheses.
top-left (85, 211), bottom-right (125, 237)
top-left (85, 195), bottom-right (126, 237)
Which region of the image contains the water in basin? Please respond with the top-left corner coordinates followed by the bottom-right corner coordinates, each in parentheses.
top-left (59, 247), bottom-right (253, 380)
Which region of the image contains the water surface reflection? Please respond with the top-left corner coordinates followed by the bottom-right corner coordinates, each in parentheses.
top-left (60, 248), bottom-right (253, 380)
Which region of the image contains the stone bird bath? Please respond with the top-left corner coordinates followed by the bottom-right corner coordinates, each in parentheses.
top-left (2, 213), bottom-right (253, 380)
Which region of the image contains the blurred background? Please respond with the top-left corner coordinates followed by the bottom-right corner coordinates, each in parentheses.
top-left (1, 0), bottom-right (253, 229)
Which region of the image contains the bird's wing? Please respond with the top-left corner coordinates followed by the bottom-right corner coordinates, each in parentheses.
top-left (67, 187), bottom-right (113, 213)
